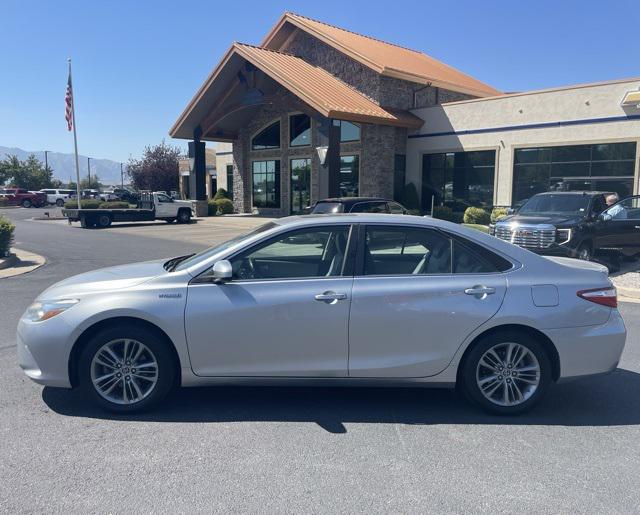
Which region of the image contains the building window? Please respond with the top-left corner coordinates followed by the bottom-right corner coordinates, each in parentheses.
top-left (336, 120), bottom-right (360, 142)
top-left (289, 114), bottom-right (311, 147)
top-left (252, 121), bottom-right (280, 150)
top-left (290, 158), bottom-right (311, 214)
top-left (513, 142), bottom-right (637, 205)
top-left (421, 150), bottom-right (495, 214)
top-left (226, 164), bottom-right (234, 201)
top-left (394, 154), bottom-right (406, 202)
top-left (252, 160), bottom-right (280, 208)
top-left (340, 155), bottom-right (359, 197)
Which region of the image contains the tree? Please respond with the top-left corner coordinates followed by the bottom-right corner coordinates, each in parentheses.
top-left (127, 142), bottom-right (181, 193)
top-left (79, 175), bottom-right (102, 190)
top-left (0, 154), bottom-right (53, 190)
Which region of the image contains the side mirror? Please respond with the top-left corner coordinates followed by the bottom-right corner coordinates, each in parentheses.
top-left (599, 212), bottom-right (612, 222)
top-left (212, 259), bottom-right (232, 284)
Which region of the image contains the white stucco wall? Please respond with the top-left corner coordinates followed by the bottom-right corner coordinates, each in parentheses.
top-left (407, 78), bottom-right (640, 206)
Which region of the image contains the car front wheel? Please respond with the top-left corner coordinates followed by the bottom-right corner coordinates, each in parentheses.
top-left (78, 325), bottom-right (175, 413)
top-left (177, 209), bottom-right (191, 224)
top-left (460, 331), bottom-right (551, 415)
top-left (56, 199), bottom-right (64, 207)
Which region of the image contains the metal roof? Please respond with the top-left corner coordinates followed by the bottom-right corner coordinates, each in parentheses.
top-left (262, 12), bottom-right (502, 98)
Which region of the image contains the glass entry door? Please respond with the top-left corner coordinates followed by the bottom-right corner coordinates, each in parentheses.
top-left (290, 158), bottom-right (311, 214)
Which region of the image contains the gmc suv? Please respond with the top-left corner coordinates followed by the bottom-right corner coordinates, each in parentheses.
top-left (491, 191), bottom-right (640, 261)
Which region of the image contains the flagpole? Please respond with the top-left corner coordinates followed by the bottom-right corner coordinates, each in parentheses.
top-left (68, 58), bottom-right (82, 209)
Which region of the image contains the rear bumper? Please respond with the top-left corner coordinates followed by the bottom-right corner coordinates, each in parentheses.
top-left (544, 310), bottom-right (627, 380)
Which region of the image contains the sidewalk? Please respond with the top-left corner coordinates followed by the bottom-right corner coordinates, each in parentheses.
top-left (0, 248), bottom-right (45, 279)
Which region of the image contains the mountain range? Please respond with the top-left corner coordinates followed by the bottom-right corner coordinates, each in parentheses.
top-left (0, 146), bottom-right (124, 186)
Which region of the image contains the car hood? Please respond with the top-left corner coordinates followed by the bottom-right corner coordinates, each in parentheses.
top-left (39, 259), bottom-right (167, 300)
top-left (543, 256), bottom-right (609, 275)
top-left (498, 214), bottom-right (583, 226)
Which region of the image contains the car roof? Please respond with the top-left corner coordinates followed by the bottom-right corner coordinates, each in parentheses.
top-left (534, 191), bottom-right (613, 197)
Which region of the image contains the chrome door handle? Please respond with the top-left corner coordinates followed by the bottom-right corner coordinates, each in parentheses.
top-left (314, 291), bottom-right (347, 302)
top-left (464, 285), bottom-right (496, 298)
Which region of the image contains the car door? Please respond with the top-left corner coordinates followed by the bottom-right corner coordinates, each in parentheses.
top-left (348, 224), bottom-right (508, 377)
top-left (595, 195), bottom-right (640, 255)
top-left (184, 224), bottom-right (356, 377)
top-left (154, 193), bottom-right (174, 217)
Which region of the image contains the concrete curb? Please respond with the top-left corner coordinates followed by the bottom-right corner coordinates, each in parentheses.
top-left (0, 253), bottom-right (18, 270)
top-left (0, 248), bottom-right (46, 279)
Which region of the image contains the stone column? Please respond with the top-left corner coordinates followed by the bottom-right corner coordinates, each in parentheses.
top-left (188, 133), bottom-right (208, 217)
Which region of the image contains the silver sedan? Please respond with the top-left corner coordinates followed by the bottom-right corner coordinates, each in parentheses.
top-left (17, 214), bottom-right (626, 415)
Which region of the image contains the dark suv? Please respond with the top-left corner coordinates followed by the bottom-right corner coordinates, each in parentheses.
top-left (491, 191), bottom-right (640, 261)
top-left (311, 197), bottom-right (408, 215)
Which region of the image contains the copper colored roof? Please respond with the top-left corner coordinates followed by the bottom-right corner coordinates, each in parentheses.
top-left (170, 43), bottom-right (423, 139)
top-left (263, 12), bottom-right (501, 98)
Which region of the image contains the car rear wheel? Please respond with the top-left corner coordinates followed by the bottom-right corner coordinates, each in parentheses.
top-left (56, 199), bottom-right (64, 207)
top-left (460, 331), bottom-right (551, 415)
top-left (78, 325), bottom-right (175, 413)
top-left (21, 199), bottom-right (32, 208)
top-left (97, 214), bottom-right (112, 228)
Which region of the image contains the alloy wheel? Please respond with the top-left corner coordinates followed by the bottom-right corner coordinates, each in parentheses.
top-left (475, 342), bottom-right (540, 407)
top-left (90, 338), bottom-right (159, 405)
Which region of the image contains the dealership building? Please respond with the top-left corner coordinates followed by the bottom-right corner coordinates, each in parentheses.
top-left (171, 12), bottom-right (640, 216)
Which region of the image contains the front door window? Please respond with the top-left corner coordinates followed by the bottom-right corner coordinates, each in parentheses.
top-left (290, 158), bottom-right (311, 215)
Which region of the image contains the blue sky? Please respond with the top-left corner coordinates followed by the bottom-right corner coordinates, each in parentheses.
top-left (1, 0), bottom-right (638, 163)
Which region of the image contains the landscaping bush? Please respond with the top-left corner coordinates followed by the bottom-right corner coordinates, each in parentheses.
top-left (431, 205), bottom-right (456, 222)
top-left (213, 188), bottom-right (229, 201)
top-left (99, 201), bottom-right (129, 209)
top-left (214, 198), bottom-right (234, 215)
top-left (463, 206), bottom-right (490, 225)
top-left (207, 199), bottom-right (218, 216)
top-left (0, 215), bottom-right (15, 256)
top-left (490, 206), bottom-right (508, 223)
top-left (64, 199), bottom-right (101, 209)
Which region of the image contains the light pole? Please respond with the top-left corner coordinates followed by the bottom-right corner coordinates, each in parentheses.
top-left (121, 163), bottom-right (124, 188)
top-left (87, 157), bottom-right (91, 189)
top-left (44, 150), bottom-right (49, 173)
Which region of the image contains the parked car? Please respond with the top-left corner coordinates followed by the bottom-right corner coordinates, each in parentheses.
top-left (18, 214), bottom-right (625, 415)
top-left (311, 197), bottom-right (408, 214)
top-left (490, 191), bottom-right (640, 261)
top-left (40, 188), bottom-right (77, 207)
top-left (0, 188), bottom-right (47, 208)
top-left (111, 187), bottom-right (140, 204)
top-left (82, 189), bottom-right (100, 199)
top-left (99, 191), bottom-right (119, 202)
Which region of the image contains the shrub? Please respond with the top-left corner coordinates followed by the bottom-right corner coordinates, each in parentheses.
top-left (431, 205), bottom-right (456, 222)
top-left (99, 201), bottom-right (129, 209)
top-left (213, 188), bottom-right (229, 201)
top-left (207, 200), bottom-right (218, 216)
top-left (64, 199), bottom-right (101, 209)
top-left (0, 215), bottom-right (15, 256)
top-left (214, 198), bottom-right (234, 215)
top-left (463, 207), bottom-right (490, 225)
top-left (491, 206), bottom-right (508, 223)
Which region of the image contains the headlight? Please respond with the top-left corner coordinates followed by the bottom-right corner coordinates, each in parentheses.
top-left (24, 299), bottom-right (79, 322)
top-left (555, 229), bottom-right (572, 244)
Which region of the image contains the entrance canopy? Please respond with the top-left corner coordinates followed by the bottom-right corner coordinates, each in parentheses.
top-left (170, 43), bottom-right (423, 141)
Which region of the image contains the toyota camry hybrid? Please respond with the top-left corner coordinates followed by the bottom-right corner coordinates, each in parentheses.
top-left (17, 214), bottom-right (626, 415)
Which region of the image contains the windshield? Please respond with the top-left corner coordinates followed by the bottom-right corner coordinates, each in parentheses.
top-left (173, 222), bottom-right (278, 272)
top-left (312, 202), bottom-right (344, 214)
top-left (518, 194), bottom-right (590, 216)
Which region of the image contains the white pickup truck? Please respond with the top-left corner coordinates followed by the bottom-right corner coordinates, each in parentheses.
top-left (63, 191), bottom-right (194, 228)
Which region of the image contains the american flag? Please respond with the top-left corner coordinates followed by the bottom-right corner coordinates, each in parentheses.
top-left (65, 73), bottom-right (73, 131)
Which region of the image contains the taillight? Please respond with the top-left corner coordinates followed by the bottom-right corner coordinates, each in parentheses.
top-left (577, 287), bottom-right (617, 308)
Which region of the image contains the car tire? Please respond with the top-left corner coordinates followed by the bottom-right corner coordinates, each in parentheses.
top-left (56, 199), bottom-right (64, 207)
top-left (78, 324), bottom-right (176, 413)
top-left (177, 209), bottom-right (191, 224)
top-left (576, 242), bottom-right (592, 261)
top-left (97, 214), bottom-right (112, 228)
top-left (460, 331), bottom-right (552, 415)
top-left (21, 199), bottom-right (32, 208)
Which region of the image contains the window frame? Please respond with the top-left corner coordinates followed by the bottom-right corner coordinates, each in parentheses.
top-left (251, 159), bottom-right (281, 209)
top-left (339, 153), bottom-right (360, 198)
top-left (251, 120), bottom-right (281, 151)
top-left (354, 223), bottom-right (515, 278)
top-left (223, 224), bottom-right (358, 283)
top-left (289, 113), bottom-right (312, 148)
top-left (337, 120), bottom-right (361, 143)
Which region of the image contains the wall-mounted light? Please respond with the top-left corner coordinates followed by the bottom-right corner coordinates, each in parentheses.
top-left (316, 146), bottom-right (328, 165)
top-left (621, 89), bottom-right (640, 108)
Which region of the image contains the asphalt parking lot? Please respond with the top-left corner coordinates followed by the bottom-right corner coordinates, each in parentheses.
top-left (1, 207), bottom-right (640, 513)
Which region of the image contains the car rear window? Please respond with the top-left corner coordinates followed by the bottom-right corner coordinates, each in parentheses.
top-left (312, 202), bottom-right (344, 214)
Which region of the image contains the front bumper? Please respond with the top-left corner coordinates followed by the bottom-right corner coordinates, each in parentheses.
top-left (17, 315), bottom-right (74, 388)
top-left (544, 309), bottom-right (627, 380)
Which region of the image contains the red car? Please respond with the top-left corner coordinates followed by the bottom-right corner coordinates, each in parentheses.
top-left (0, 188), bottom-right (47, 208)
